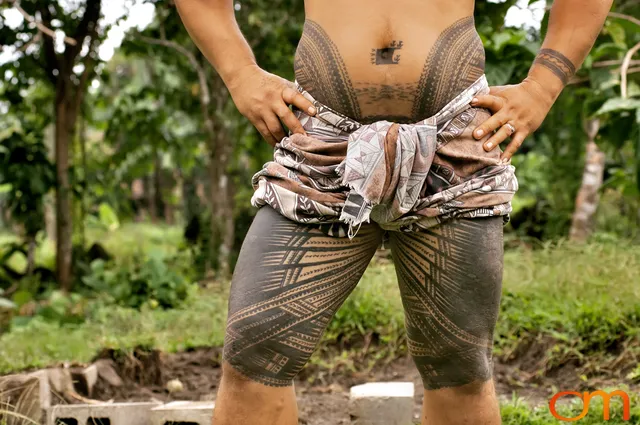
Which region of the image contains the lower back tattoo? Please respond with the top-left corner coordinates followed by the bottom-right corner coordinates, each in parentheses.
top-left (532, 48), bottom-right (576, 85)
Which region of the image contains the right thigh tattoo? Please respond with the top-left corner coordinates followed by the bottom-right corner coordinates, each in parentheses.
top-left (224, 206), bottom-right (382, 386)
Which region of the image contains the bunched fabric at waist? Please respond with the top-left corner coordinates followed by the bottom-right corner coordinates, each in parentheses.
top-left (251, 75), bottom-right (519, 238)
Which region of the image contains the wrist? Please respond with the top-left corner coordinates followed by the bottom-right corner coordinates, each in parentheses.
top-left (223, 62), bottom-right (261, 90)
top-left (523, 73), bottom-right (564, 108)
top-left (525, 66), bottom-right (566, 105)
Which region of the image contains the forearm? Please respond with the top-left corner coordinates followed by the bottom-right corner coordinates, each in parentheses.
top-left (527, 0), bottom-right (613, 101)
top-left (174, 0), bottom-right (256, 85)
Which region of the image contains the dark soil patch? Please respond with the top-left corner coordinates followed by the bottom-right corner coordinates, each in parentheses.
top-left (92, 348), bottom-right (223, 403)
top-left (95, 347), bottom-right (164, 387)
top-left (87, 345), bottom-right (633, 425)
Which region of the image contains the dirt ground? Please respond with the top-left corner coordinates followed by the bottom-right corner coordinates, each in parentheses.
top-left (88, 347), bottom-right (583, 425)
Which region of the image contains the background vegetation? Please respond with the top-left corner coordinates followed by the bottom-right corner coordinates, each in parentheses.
top-left (0, 0), bottom-right (639, 422)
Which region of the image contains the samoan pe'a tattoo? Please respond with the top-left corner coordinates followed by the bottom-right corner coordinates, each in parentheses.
top-left (371, 40), bottom-right (403, 65)
top-left (532, 48), bottom-right (576, 85)
top-left (223, 207), bottom-right (504, 390)
top-left (294, 17), bottom-right (485, 123)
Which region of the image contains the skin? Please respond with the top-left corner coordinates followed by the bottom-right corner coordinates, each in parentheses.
top-left (174, 1), bottom-right (613, 424)
top-left (222, 205), bottom-right (504, 425)
top-left (294, 15), bottom-right (487, 123)
top-left (471, 0), bottom-right (613, 162)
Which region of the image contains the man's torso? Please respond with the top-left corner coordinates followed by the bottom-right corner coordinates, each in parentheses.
top-left (295, 0), bottom-right (483, 123)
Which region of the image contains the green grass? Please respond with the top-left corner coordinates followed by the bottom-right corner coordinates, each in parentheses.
top-left (1, 222), bottom-right (184, 273)
top-left (1, 228), bottom-right (639, 422)
top-left (85, 222), bottom-right (185, 259)
top-left (0, 292), bottom-right (225, 373)
top-left (500, 389), bottom-right (640, 424)
top-left (497, 239), bottom-right (640, 377)
top-left (2, 236), bottom-right (639, 376)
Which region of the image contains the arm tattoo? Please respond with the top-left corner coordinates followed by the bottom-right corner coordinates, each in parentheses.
top-left (532, 48), bottom-right (576, 85)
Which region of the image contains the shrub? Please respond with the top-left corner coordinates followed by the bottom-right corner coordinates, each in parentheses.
top-left (81, 252), bottom-right (195, 310)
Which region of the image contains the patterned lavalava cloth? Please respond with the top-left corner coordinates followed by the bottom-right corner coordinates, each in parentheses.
top-left (251, 75), bottom-right (519, 238)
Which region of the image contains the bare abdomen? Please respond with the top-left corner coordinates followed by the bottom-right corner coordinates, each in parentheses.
top-left (294, 16), bottom-right (485, 124)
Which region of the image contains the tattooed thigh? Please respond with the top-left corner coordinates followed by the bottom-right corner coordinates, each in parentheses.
top-left (389, 217), bottom-right (504, 390)
top-left (223, 206), bottom-right (383, 386)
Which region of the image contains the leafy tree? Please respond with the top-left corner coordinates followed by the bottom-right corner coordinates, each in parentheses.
top-left (0, 82), bottom-right (55, 276)
top-left (116, 0), bottom-right (304, 276)
top-left (477, 0), bottom-right (640, 240)
top-left (2, 0), bottom-right (110, 290)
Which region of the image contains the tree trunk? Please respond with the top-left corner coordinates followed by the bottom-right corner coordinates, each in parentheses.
top-left (26, 237), bottom-right (36, 277)
top-left (137, 36), bottom-right (235, 275)
top-left (166, 169), bottom-right (182, 226)
top-left (54, 93), bottom-right (74, 292)
top-left (207, 148), bottom-right (220, 275)
top-left (221, 173), bottom-right (235, 277)
top-left (39, 0), bottom-right (101, 292)
top-left (570, 119), bottom-right (604, 242)
top-left (45, 195), bottom-right (56, 242)
top-left (217, 128), bottom-right (234, 278)
top-left (154, 152), bottom-right (165, 222)
top-left (145, 175), bottom-right (157, 223)
top-left (131, 179), bottom-right (145, 222)
top-left (78, 114), bottom-right (87, 249)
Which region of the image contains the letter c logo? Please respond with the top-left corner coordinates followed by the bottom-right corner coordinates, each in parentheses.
top-left (549, 391), bottom-right (590, 422)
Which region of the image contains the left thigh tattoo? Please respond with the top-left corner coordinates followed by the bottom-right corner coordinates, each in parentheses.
top-left (389, 217), bottom-right (504, 390)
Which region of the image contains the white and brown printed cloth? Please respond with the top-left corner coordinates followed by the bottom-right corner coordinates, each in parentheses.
top-left (251, 75), bottom-right (519, 238)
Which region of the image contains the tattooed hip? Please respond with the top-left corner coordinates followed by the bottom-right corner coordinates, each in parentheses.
top-left (223, 206), bottom-right (504, 389)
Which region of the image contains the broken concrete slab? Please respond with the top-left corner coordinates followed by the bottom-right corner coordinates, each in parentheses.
top-left (45, 368), bottom-right (75, 395)
top-left (150, 401), bottom-right (215, 425)
top-left (47, 401), bottom-right (160, 425)
top-left (70, 364), bottom-right (99, 398)
top-left (349, 382), bottom-right (414, 425)
top-left (94, 359), bottom-right (123, 387)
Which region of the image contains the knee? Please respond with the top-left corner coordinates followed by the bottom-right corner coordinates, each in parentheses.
top-left (222, 340), bottom-right (298, 387)
top-left (216, 362), bottom-right (293, 422)
top-left (220, 361), bottom-right (293, 392)
top-left (221, 361), bottom-right (257, 387)
top-left (413, 347), bottom-right (494, 391)
top-left (446, 379), bottom-right (494, 397)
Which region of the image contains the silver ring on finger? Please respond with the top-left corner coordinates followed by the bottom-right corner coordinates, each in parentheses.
top-left (504, 123), bottom-right (516, 135)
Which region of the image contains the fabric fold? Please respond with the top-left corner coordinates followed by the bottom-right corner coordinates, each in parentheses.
top-left (251, 75), bottom-right (519, 238)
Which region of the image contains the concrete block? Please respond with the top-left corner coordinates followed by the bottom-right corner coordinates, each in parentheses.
top-left (150, 401), bottom-right (215, 425)
top-left (70, 364), bottom-right (99, 397)
top-left (47, 402), bottom-right (160, 425)
top-left (45, 368), bottom-right (75, 394)
top-left (28, 369), bottom-right (52, 410)
top-left (94, 359), bottom-right (123, 387)
top-left (349, 382), bottom-right (414, 425)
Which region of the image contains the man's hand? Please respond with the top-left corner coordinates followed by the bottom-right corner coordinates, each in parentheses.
top-left (470, 78), bottom-right (556, 163)
top-left (471, 0), bottom-right (613, 163)
top-left (227, 64), bottom-right (317, 146)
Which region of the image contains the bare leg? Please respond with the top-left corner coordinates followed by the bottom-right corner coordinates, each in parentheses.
top-left (213, 206), bottom-right (382, 425)
top-left (421, 380), bottom-right (500, 425)
top-left (390, 217), bottom-right (504, 425)
top-left (212, 363), bottom-right (298, 425)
